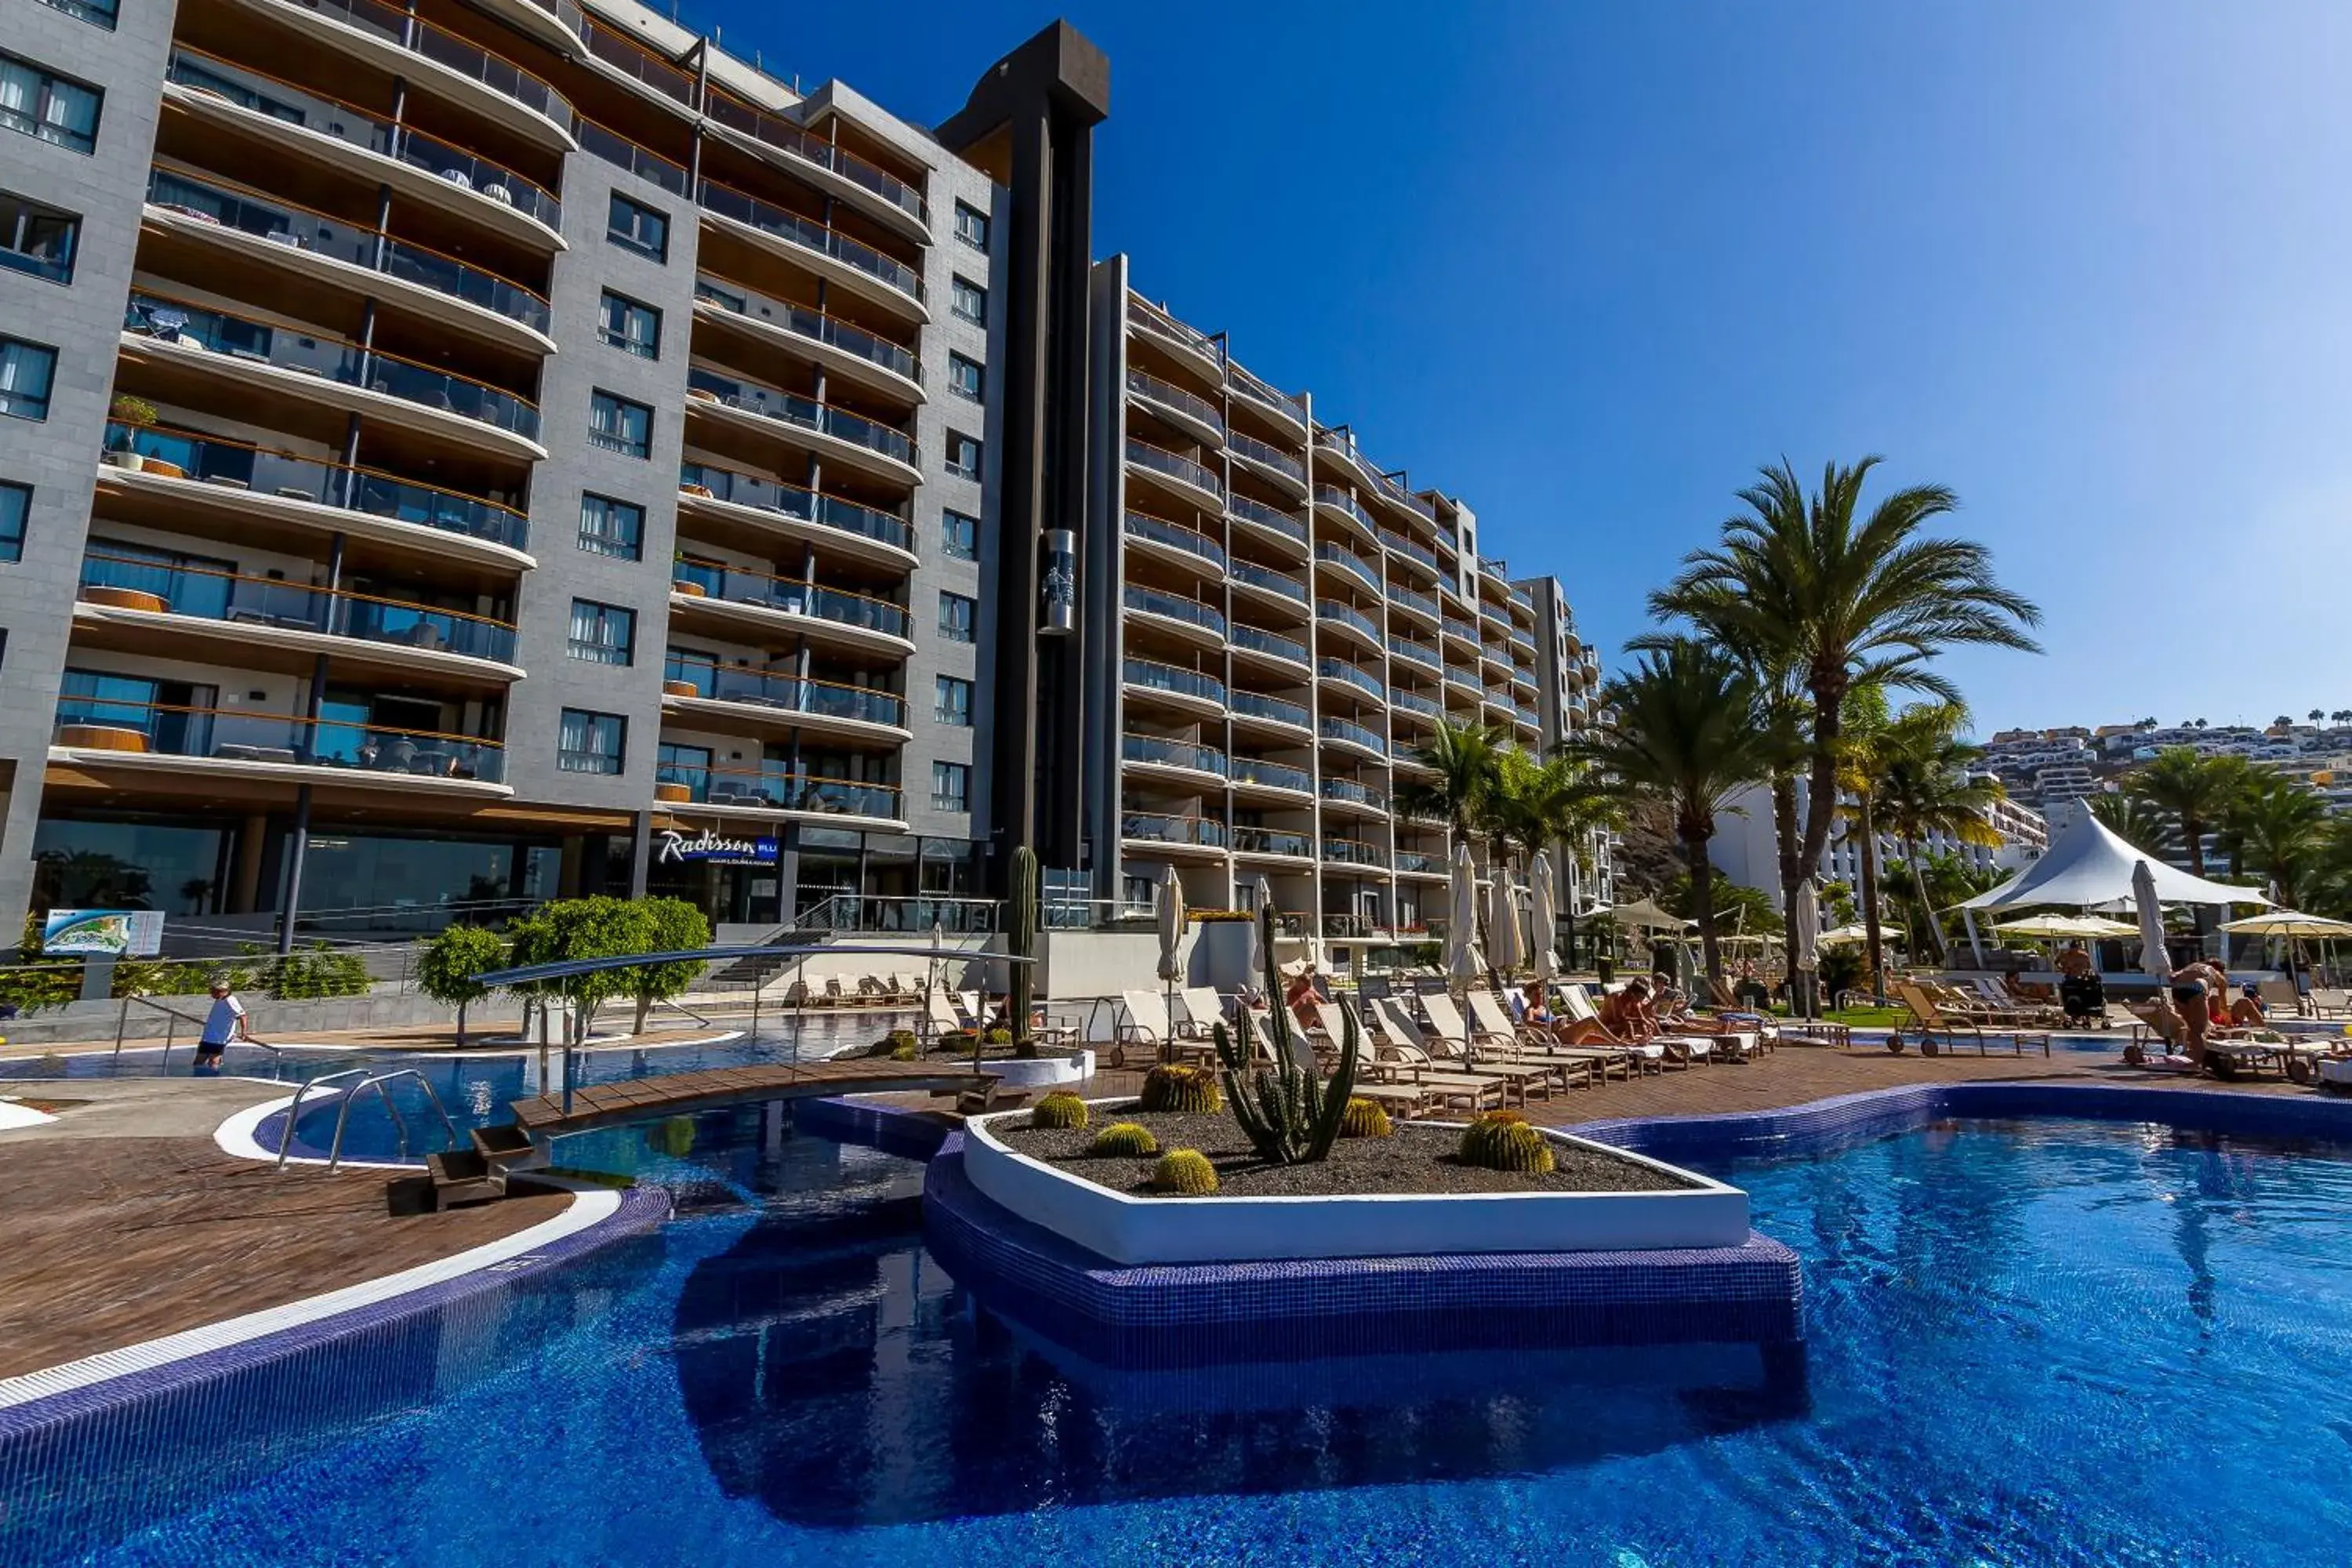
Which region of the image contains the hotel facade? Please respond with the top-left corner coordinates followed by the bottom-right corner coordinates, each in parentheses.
top-left (0, 0), bottom-right (1602, 946)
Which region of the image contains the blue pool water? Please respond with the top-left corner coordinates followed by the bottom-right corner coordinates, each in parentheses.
top-left (45, 1111), bottom-right (2352, 1566)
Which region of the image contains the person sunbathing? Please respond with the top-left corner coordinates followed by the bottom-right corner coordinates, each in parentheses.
top-left (1596, 978), bottom-right (1659, 1040)
top-left (2227, 985), bottom-right (2267, 1030)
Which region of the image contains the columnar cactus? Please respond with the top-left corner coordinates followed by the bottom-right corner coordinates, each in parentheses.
top-left (1007, 844), bottom-right (1039, 1044)
top-left (1211, 903), bottom-right (1359, 1165)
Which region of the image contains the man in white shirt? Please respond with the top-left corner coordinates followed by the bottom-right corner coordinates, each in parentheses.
top-left (197, 978), bottom-right (247, 1073)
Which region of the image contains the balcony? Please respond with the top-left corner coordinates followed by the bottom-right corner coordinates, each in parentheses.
top-left (1229, 622), bottom-right (1308, 670)
top-left (567, 10), bottom-right (695, 112)
top-left (1229, 560), bottom-right (1308, 608)
top-left (1319, 717), bottom-right (1388, 759)
top-left (655, 759), bottom-right (902, 824)
top-left (1225, 361), bottom-right (1306, 434)
top-left (1122, 733), bottom-right (1227, 779)
top-left (1125, 437), bottom-right (1222, 506)
top-left (98, 423), bottom-right (529, 564)
top-left (1312, 541), bottom-right (1381, 596)
top-left (121, 292), bottom-right (543, 459)
top-left (1513, 703), bottom-right (1541, 730)
top-left (697, 178), bottom-right (927, 318)
top-left (1313, 430), bottom-right (1380, 490)
top-left (1123, 584), bottom-right (1225, 644)
top-left (1122, 657), bottom-right (1226, 714)
top-left (702, 87), bottom-right (929, 240)
top-left (1120, 812), bottom-right (1226, 854)
top-left (1321, 777), bottom-right (1388, 811)
top-left (1318, 658), bottom-right (1385, 702)
top-left (1373, 470), bottom-right (1437, 523)
top-left (77, 551), bottom-right (521, 677)
top-left (1391, 689), bottom-right (1443, 723)
top-left (1232, 757), bottom-right (1313, 795)
top-left (1385, 634), bottom-right (1441, 673)
top-left (1388, 583), bottom-right (1439, 626)
top-left (145, 167), bottom-right (552, 350)
top-left (1379, 528), bottom-right (1439, 575)
top-left (267, 0), bottom-right (576, 150)
top-left (661, 655), bottom-right (909, 739)
top-left (1228, 430), bottom-right (1306, 494)
top-left (1316, 599), bottom-right (1381, 652)
top-left (677, 463), bottom-right (916, 565)
top-left (1509, 584), bottom-right (1536, 615)
top-left (1229, 690), bottom-right (1311, 731)
top-left (1311, 485), bottom-right (1378, 544)
top-left (685, 367), bottom-right (918, 484)
top-left (1443, 669), bottom-right (1483, 702)
top-left (1127, 295), bottom-right (1224, 379)
top-left (671, 561), bottom-right (914, 651)
top-left (1322, 837), bottom-right (1388, 869)
top-left (1126, 368), bottom-right (1224, 446)
top-left (1232, 826), bottom-right (1312, 859)
top-left (1395, 851), bottom-right (1443, 877)
top-left (51, 701), bottom-right (505, 791)
top-left (576, 118), bottom-right (688, 196)
top-left (693, 276), bottom-right (920, 400)
top-left (1228, 495), bottom-right (1308, 554)
top-left (1123, 510), bottom-right (1226, 575)
top-left (1441, 615), bottom-right (1480, 650)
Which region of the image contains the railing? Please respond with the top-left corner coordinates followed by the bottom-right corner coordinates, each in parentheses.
top-left (1312, 485), bottom-right (1378, 537)
top-left (1229, 495), bottom-right (1308, 545)
top-left (146, 168), bottom-right (551, 334)
top-left (1443, 667), bottom-right (1482, 695)
top-left (656, 759), bottom-right (902, 818)
top-left (1123, 510), bottom-right (1226, 571)
top-left (572, 12), bottom-right (695, 105)
top-left (1322, 837), bottom-right (1388, 868)
top-left (100, 423), bottom-right (528, 550)
top-left (1232, 826), bottom-right (1311, 857)
top-left (125, 291), bottom-right (540, 440)
top-left (1230, 561), bottom-right (1307, 604)
top-left (1514, 703), bottom-right (1541, 728)
top-left (1508, 584), bottom-right (1536, 613)
top-left (678, 462), bottom-right (913, 553)
top-left (1232, 757), bottom-right (1312, 792)
top-left (1318, 658), bottom-right (1385, 701)
top-left (687, 368), bottom-right (914, 466)
top-left (1231, 622), bottom-right (1308, 665)
top-left (1316, 598), bottom-right (1381, 644)
top-left (1508, 627), bottom-right (1537, 654)
top-left (1319, 717), bottom-right (1388, 753)
top-left (1120, 813), bottom-right (1225, 848)
top-left (1313, 541), bottom-right (1381, 593)
top-left (662, 655), bottom-right (905, 728)
top-left (1385, 634), bottom-right (1441, 671)
top-left (1377, 474), bottom-right (1437, 521)
top-left (1322, 777), bottom-right (1388, 810)
top-left (1122, 657), bottom-right (1225, 706)
top-left (694, 276), bottom-right (919, 383)
top-left (1443, 615), bottom-right (1480, 644)
top-left (1389, 584), bottom-right (1439, 622)
top-left (292, 0), bottom-right (573, 129)
top-left (1395, 851), bottom-right (1440, 874)
top-left (1125, 437), bottom-right (1222, 498)
top-left (1480, 639), bottom-right (1512, 666)
top-left (1228, 430), bottom-right (1304, 482)
top-left (672, 561), bottom-right (913, 640)
top-left (1121, 733), bottom-right (1226, 775)
top-left (697, 179), bottom-right (924, 302)
top-left (81, 552), bottom-right (518, 662)
top-left (1379, 528), bottom-right (1439, 573)
top-left (1226, 361), bottom-right (1305, 425)
top-left (165, 49), bottom-right (562, 229)
top-left (704, 88), bottom-right (927, 226)
top-left (1126, 368), bottom-right (1224, 434)
top-left (1122, 584), bottom-right (1225, 637)
top-left (1229, 690), bottom-right (1310, 728)
top-left (52, 701), bottom-right (504, 782)
top-left (1392, 689), bottom-right (1443, 720)
top-left (1128, 295), bottom-right (1224, 364)
top-left (576, 118), bottom-right (688, 196)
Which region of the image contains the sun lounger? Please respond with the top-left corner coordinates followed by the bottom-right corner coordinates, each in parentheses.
top-left (2255, 978), bottom-right (2306, 1018)
top-left (2309, 988), bottom-right (2350, 1019)
top-left (1551, 985), bottom-right (1671, 1072)
top-left (1174, 986), bottom-right (1228, 1040)
top-left (1464, 990), bottom-right (1634, 1081)
top-left (1371, 997), bottom-right (1576, 1100)
top-left (1115, 989), bottom-right (1175, 1067)
top-left (1897, 982), bottom-right (2051, 1057)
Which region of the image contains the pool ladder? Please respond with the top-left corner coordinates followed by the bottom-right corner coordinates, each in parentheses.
top-left (274, 1066), bottom-right (459, 1172)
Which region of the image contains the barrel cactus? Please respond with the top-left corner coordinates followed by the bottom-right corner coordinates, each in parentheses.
top-left (1140, 1063), bottom-right (1223, 1114)
top-left (1029, 1091), bottom-right (1089, 1131)
top-left (1087, 1121), bottom-right (1160, 1157)
top-left (1151, 1148), bottom-right (1218, 1194)
top-left (1458, 1110), bottom-right (1555, 1174)
top-left (1338, 1096), bottom-right (1392, 1139)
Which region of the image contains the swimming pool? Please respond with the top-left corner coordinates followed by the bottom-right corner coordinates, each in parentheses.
top-left (26, 1108), bottom-right (2350, 1566)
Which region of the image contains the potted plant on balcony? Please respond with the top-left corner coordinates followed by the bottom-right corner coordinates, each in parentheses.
top-left (103, 396), bottom-right (160, 472)
top-left (672, 549), bottom-right (706, 597)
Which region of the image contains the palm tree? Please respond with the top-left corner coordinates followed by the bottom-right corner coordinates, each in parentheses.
top-left (2310, 709), bottom-right (2325, 724)
top-left (1480, 750), bottom-right (1620, 968)
top-left (2127, 748), bottom-right (2245, 878)
top-left (2332, 710), bottom-right (2351, 725)
top-left (2229, 779), bottom-right (2328, 908)
top-left (2088, 791), bottom-right (2177, 856)
top-left (1566, 639), bottom-right (1782, 982)
top-left (1873, 702), bottom-right (2003, 965)
top-left (1394, 719), bottom-right (1506, 858)
top-left (1650, 458), bottom-right (2042, 923)
top-left (1830, 687), bottom-right (1895, 997)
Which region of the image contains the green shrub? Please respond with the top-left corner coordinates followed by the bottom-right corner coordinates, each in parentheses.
top-left (416, 924), bottom-right (507, 1044)
top-left (1458, 1110), bottom-right (1555, 1174)
top-left (1338, 1097), bottom-right (1393, 1139)
top-left (1087, 1121), bottom-right (1160, 1157)
top-left (1151, 1148), bottom-right (1218, 1194)
top-left (264, 941), bottom-right (372, 1000)
top-left (1029, 1091), bottom-right (1089, 1131)
top-left (984, 1026), bottom-right (1013, 1045)
top-left (1139, 1063), bottom-right (1222, 1114)
top-left (868, 1027), bottom-right (920, 1059)
top-left (889, 1040), bottom-right (920, 1062)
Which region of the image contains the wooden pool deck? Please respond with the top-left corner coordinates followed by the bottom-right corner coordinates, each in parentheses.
top-left (510, 1059), bottom-right (990, 1138)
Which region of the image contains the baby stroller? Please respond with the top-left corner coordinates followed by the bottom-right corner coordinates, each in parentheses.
top-left (2059, 971), bottom-right (2105, 1027)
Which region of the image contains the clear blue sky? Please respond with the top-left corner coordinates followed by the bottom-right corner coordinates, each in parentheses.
top-left (696, 0), bottom-right (2352, 734)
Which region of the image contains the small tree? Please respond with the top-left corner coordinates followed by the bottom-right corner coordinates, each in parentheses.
top-left (625, 897), bottom-right (710, 1033)
top-left (417, 924), bottom-right (507, 1046)
top-left (506, 897), bottom-right (652, 1040)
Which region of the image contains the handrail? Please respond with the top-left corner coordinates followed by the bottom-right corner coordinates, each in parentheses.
top-left (1123, 509), bottom-right (1225, 568)
top-left (703, 86), bottom-right (927, 224)
top-left (670, 558), bottom-right (909, 620)
top-left (1226, 361), bottom-right (1306, 424)
top-left (575, 115), bottom-right (689, 195)
top-left (276, 1066), bottom-right (373, 1169)
top-left (1124, 437), bottom-right (1222, 497)
top-left (1229, 430), bottom-right (1305, 481)
top-left (677, 460), bottom-right (912, 553)
top-left (696, 176), bottom-right (924, 301)
top-left (693, 272), bottom-right (920, 383)
top-left (1125, 367), bottom-right (1224, 433)
top-left (83, 551), bottom-right (516, 632)
top-left (685, 366), bottom-right (915, 465)
top-left (1127, 294), bottom-right (1225, 362)
top-left (290, 0), bottom-right (575, 129)
top-left (1228, 495), bottom-right (1308, 544)
top-left (326, 1068), bottom-right (459, 1171)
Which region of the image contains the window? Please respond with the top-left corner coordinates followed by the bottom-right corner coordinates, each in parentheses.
top-left (598, 291), bottom-right (660, 359)
top-left (938, 591), bottom-right (977, 643)
top-left (0, 481), bottom-right (25, 563)
top-left (934, 675), bottom-right (972, 727)
top-left (931, 760), bottom-right (969, 812)
top-left (0, 192), bottom-right (76, 282)
top-left (942, 510), bottom-right (978, 561)
top-left (0, 337), bottom-right (57, 421)
top-left (0, 55), bottom-right (103, 154)
top-left (606, 192), bottom-right (668, 261)
top-left (947, 354), bottom-right (984, 402)
top-left (953, 201), bottom-right (989, 252)
top-left (950, 275), bottom-right (986, 325)
top-left (558, 709), bottom-right (626, 774)
top-left (945, 431), bottom-right (982, 481)
top-left (568, 599), bottom-right (635, 666)
top-left (37, 0), bottom-right (118, 27)
top-left (589, 390), bottom-right (652, 458)
top-left (576, 493), bottom-right (644, 560)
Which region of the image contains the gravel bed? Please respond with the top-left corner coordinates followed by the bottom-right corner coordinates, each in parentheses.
top-left (995, 1105), bottom-right (1699, 1198)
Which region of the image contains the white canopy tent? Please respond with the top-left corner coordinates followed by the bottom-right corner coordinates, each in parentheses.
top-left (1960, 811), bottom-right (2271, 913)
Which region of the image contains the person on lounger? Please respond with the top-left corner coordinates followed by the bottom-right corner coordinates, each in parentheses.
top-left (1597, 978), bottom-right (1658, 1040)
top-left (2227, 984), bottom-right (2267, 1030)
top-left (1510, 978), bottom-right (1554, 1025)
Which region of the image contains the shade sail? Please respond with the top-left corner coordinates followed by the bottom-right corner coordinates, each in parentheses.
top-left (1959, 811), bottom-right (2270, 911)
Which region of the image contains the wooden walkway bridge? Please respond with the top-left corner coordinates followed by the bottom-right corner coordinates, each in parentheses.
top-left (509, 1059), bottom-right (993, 1140)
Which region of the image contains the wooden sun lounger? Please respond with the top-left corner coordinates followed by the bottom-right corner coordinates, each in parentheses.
top-left (1897, 983), bottom-right (2051, 1057)
top-left (1463, 990), bottom-right (1632, 1082)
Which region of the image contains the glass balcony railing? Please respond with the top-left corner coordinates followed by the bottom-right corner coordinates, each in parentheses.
top-left (696, 179), bottom-right (924, 302)
top-left (1395, 851), bottom-right (1439, 874)
top-left (1319, 717), bottom-right (1388, 754)
top-left (1386, 635), bottom-right (1440, 672)
top-left (702, 89), bottom-right (927, 226)
top-left (1230, 561), bottom-right (1307, 604)
top-left (572, 12), bottom-right (694, 104)
top-left (1514, 703), bottom-right (1541, 728)
top-left (1226, 362), bottom-right (1305, 426)
top-left (80, 552), bottom-right (517, 662)
top-left (1322, 777), bottom-right (1388, 811)
top-left (677, 463), bottom-right (913, 553)
top-left (1232, 757), bottom-right (1312, 793)
top-left (686, 368), bottom-right (915, 466)
top-left (1229, 495), bottom-right (1307, 545)
top-left (1232, 826), bottom-right (1311, 858)
top-left (1392, 690), bottom-right (1443, 720)
top-left (1122, 733), bottom-right (1227, 776)
top-left (1443, 667), bottom-right (1482, 695)
top-left (1312, 485), bottom-right (1378, 538)
top-left (1121, 812), bottom-right (1225, 848)
top-left (1125, 437), bottom-right (1222, 498)
top-left (1126, 368), bottom-right (1224, 434)
top-left (1379, 528), bottom-right (1439, 573)
top-left (1123, 585), bottom-right (1225, 637)
top-left (1319, 659), bottom-right (1385, 702)
top-left (661, 655), bottom-right (905, 728)
top-left (1313, 541), bottom-right (1381, 593)
top-left (575, 118), bottom-right (688, 196)
top-left (146, 168), bottom-right (551, 334)
top-left (656, 759), bottom-right (902, 819)
top-left (1229, 690), bottom-right (1310, 729)
top-left (1227, 430), bottom-right (1305, 483)
top-left (1231, 623), bottom-right (1308, 665)
top-left (693, 276), bottom-right (920, 383)
top-left (1316, 599), bottom-right (1381, 645)
top-left (125, 292), bottom-right (540, 440)
top-left (1389, 584), bottom-right (1439, 622)
top-left (1376, 473), bottom-right (1437, 522)
top-left (100, 423), bottom-right (529, 550)
top-left (1508, 584), bottom-right (1536, 614)
top-left (1123, 510), bottom-right (1226, 572)
top-left (1322, 837), bottom-right (1388, 869)
top-left (1128, 296), bottom-right (1224, 365)
top-left (292, 0), bottom-right (572, 129)
top-left (671, 561), bottom-right (912, 640)
top-left (1123, 657), bottom-right (1225, 706)
top-left (1443, 616), bottom-right (1481, 644)
top-left (52, 699), bottom-right (503, 782)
